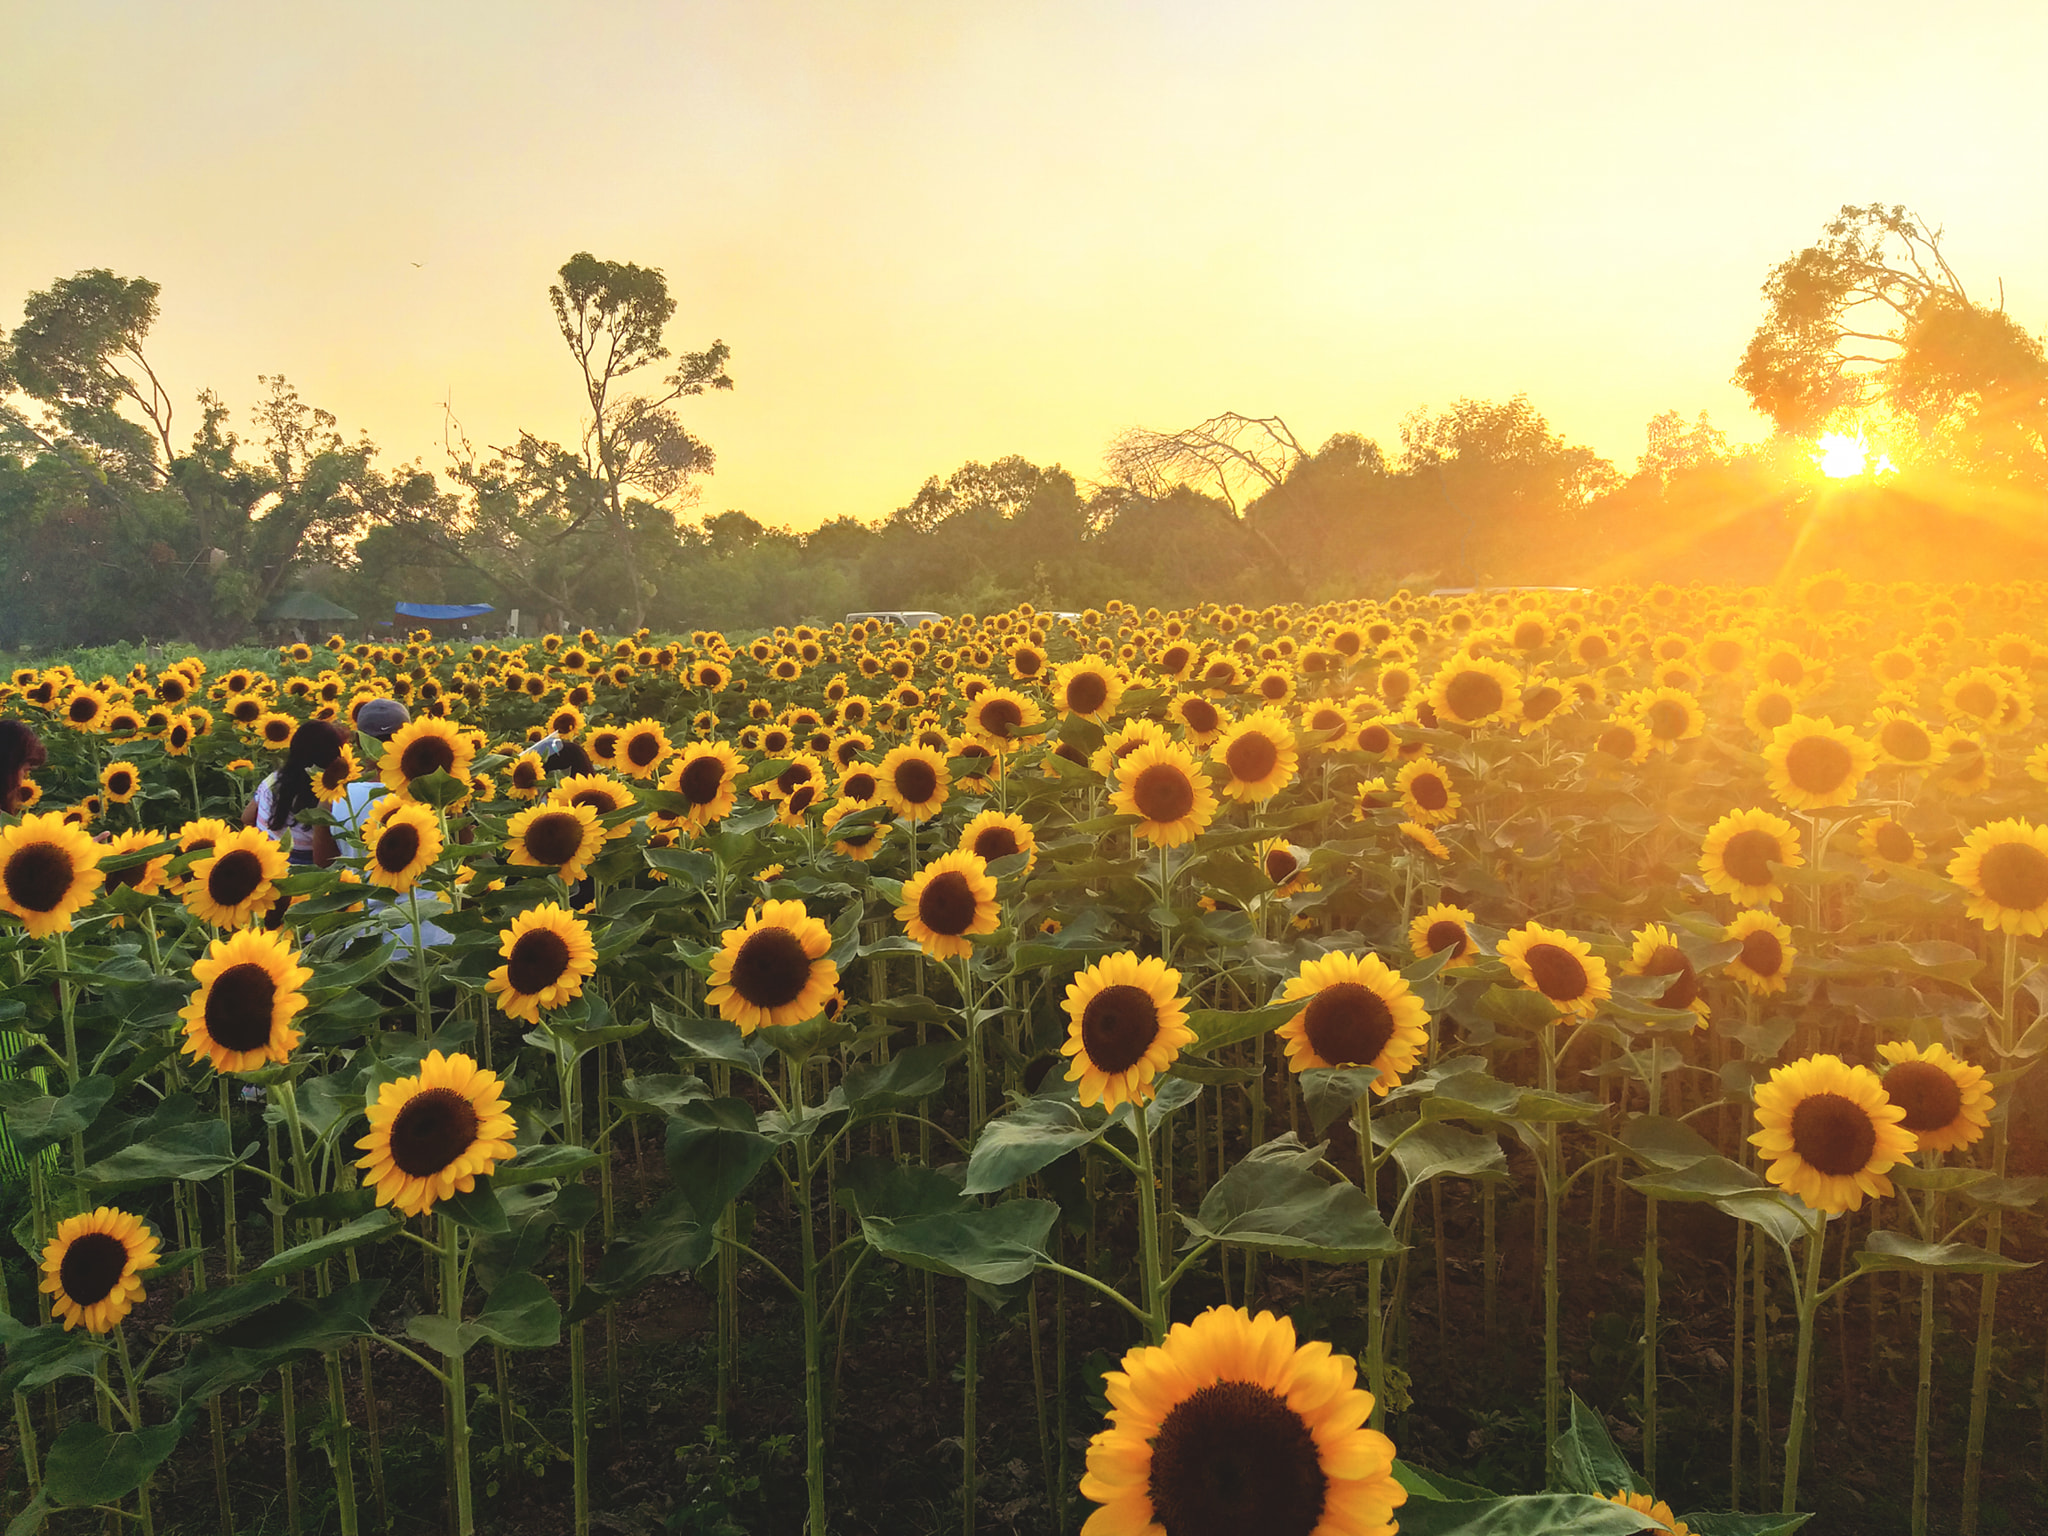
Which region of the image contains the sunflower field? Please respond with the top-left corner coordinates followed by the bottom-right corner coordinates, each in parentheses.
top-left (1, 581), bottom-right (2045, 1536)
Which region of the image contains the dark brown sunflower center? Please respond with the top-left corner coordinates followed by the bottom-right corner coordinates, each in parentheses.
top-left (970, 827), bottom-right (1021, 862)
top-left (625, 732), bottom-right (663, 767)
top-left (1977, 841), bottom-right (2048, 912)
top-left (68, 697), bottom-right (100, 723)
top-left (1785, 735), bottom-right (1854, 794)
top-left (1646, 699), bottom-right (1690, 740)
top-left (1263, 848), bottom-right (1299, 883)
top-left (207, 849), bottom-right (267, 908)
top-left (398, 735), bottom-right (457, 780)
top-left (1147, 1378), bottom-right (1328, 1536)
top-left (1425, 919), bottom-right (1468, 957)
top-left (1066, 673), bottom-right (1109, 714)
top-left (1756, 693), bottom-right (1794, 730)
top-left (1884, 1060), bottom-right (1964, 1135)
top-left (1525, 942), bottom-right (1589, 1002)
top-left (1224, 732), bottom-right (1280, 785)
top-left (1080, 983), bottom-right (1161, 1074)
top-left (840, 770), bottom-right (879, 801)
top-left (777, 762), bottom-right (815, 796)
top-left (977, 699), bottom-right (1025, 739)
top-left (917, 871), bottom-right (980, 937)
top-left (1739, 927), bottom-right (1784, 978)
top-left (512, 760), bottom-right (543, 790)
top-left (677, 756), bottom-right (726, 804)
top-left (375, 823), bottom-right (423, 875)
top-left (1579, 636), bottom-right (1611, 663)
top-left (1643, 945), bottom-right (1698, 1011)
top-left (1131, 764), bottom-right (1196, 824)
top-left (1161, 646), bottom-right (1192, 673)
top-left (522, 812), bottom-right (587, 867)
top-left (3, 842), bottom-right (76, 913)
top-left (1204, 662), bottom-right (1236, 688)
top-left (58, 1231), bottom-right (129, 1308)
top-left (892, 758), bottom-right (940, 804)
top-left (785, 784), bottom-right (818, 816)
top-left (570, 790), bottom-right (621, 815)
top-left (204, 961), bottom-right (279, 1052)
top-left (389, 1086), bottom-right (481, 1177)
top-left (1790, 1091), bottom-right (1878, 1177)
top-left (1523, 686), bottom-right (1563, 721)
top-left (1407, 772), bottom-right (1449, 811)
top-left (1302, 981), bottom-right (1396, 1068)
top-left (731, 925), bottom-right (812, 1009)
top-left (1597, 726), bottom-right (1640, 759)
top-left (1514, 621), bottom-right (1547, 650)
top-left (1720, 829), bottom-right (1783, 889)
top-left (1181, 699), bottom-right (1219, 733)
top-left (106, 770), bottom-right (134, 795)
top-left (591, 731), bottom-right (620, 760)
top-left (1954, 681), bottom-right (1999, 718)
top-left (1873, 821), bottom-right (1916, 864)
top-left (1444, 669), bottom-right (1504, 720)
top-left (1357, 724), bottom-right (1391, 754)
top-left (1012, 650), bottom-right (1043, 677)
top-left (506, 928), bottom-right (572, 995)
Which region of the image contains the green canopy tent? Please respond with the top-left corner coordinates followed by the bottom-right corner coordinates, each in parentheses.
top-left (258, 591), bottom-right (359, 624)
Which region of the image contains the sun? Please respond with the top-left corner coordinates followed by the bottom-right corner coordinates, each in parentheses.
top-left (1813, 430), bottom-right (1897, 480)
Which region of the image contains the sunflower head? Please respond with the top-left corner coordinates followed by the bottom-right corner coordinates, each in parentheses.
top-left (1082, 1305), bottom-right (1404, 1536)
top-left (506, 801), bottom-right (606, 883)
top-left (356, 1050), bottom-right (518, 1216)
top-left (1274, 951), bottom-right (1430, 1089)
top-left (1497, 923), bottom-right (1611, 1019)
top-left (1109, 740), bottom-right (1217, 848)
top-left (0, 812), bottom-right (107, 938)
top-left (180, 927), bottom-right (314, 1073)
top-left (1408, 903), bottom-right (1479, 969)
top-left (1763, 714), bottom-right (1875, 811)
top-left (1750, 1052), bottom-right (1914, 1214)
top-left (877, 742), bottom-right (951, 820)
top-left (40, 1208), bottom-right (160, 1333)
top-left (1948, 819), bottom-right (2048, 935)
top-left (378, 717), bottom-right (476, 802)
top-left (1395, 756), bottom-right (1460, 826)
top-left (896, 850), bottom-right (1001, 960)
top-left (957, 809), bottom-right (1037, 873)
top-left (1060, 951), bottom-right (1194, 1110)
top-left (1209, 711), bottom-right (1299, 805)
top-left (1624, 923), bottom-right (1709, 1023)
top-left (1428, 654), bottom-right (1521, 727)
top-left (1699, 808), bottom-right (1804, 907)
top-left (706, 898), bottom-right (841, 1034)
top-left (1876, 1040), bottom-right (1994, 1154)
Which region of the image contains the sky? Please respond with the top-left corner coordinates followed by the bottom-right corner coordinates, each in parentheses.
top-left (4, 1), bottom-right (2045, 532)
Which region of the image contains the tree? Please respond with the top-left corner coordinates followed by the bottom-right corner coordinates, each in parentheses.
top-left (1735, 204), bottom-right (2047, 475)
top-left (1101, 413), bottom-right (1307, 586)
top-left (1634, 409), bottom-right (1730, 483)
top-left (3, 269), bottom-right (179, 474)
top-left (545, 252), bottom-right (733, 627)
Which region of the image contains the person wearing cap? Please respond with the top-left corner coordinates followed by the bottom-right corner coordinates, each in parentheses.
top-left (338, 697), bottom-right (453, 957)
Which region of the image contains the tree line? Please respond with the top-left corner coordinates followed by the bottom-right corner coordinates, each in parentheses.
top-left (2, 204), bottom-right (2043, 648)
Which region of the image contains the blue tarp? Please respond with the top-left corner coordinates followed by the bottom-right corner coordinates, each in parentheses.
top-left (396, 602), bottom-right (496, 620)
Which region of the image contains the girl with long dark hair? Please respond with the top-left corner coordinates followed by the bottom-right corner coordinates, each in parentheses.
top-left (0, 720), bottom-right (47, 817)
top-left (243, 718), bottom-right (348, 866)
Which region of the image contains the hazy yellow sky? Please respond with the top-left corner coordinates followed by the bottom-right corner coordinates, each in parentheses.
top-left (5, 2), bottom-right (2045, 531)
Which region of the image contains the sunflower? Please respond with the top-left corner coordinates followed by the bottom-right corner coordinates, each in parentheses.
top-left (1397, 820), bottom-right (1450, 859)
top-left (822, 797), bottom-right (892, 861)
top-left (1873, 1039), bottom-right (1993, 1155)
top-left (313, 745), bottom-right (358, 802)
top-left (1762, 715), bottom-right (1875, 811)
top-left (1060, 950), bottom-right (1194, 1111)
top-left (877, 742), bottom-right (951, 821)
top-left (662, 741), bottom-right (743, 828)
top-left (1601, 1490), bottom-right (1695, 1535)
top-left (1205, 712), bottom-right (1298, 805)
top-left (1633, 687), bottom-right (1703, 753)
top-left (1942, 666), bottom-right (2012, 730)
top-left (1750, 1053), bottom-right (1913, 1214)
top-left (356, 1050), bottom-right (518, 1217)
top-left (1399, 908), bottom-right (1473, 975)
top-left (1722, 910), bottom-right (1796, 995)
top-left (957, 809), bottom-right (1037, 873)
top-left (1497, 923), bottom-right (1611, 1020)
top-left (180, 826), bottom-right (290, 929)
top-left (1742, 682), bottom-right (1799, 738)
top-left (1080, 1304), bottom-right (1404, 1536)
top-left (1427, 654), bottom-right (1521, 727)
top-left (1869, 707), bottom-right (1936, 768)
top-left (1169, 692), bottom-right (1232, 747)
top-left (966, 686), bottom-right (1043, 754)
top-left (613, 718), bottom-right (675, 780)
top-left (59, 686), bottom-right (110, 732)
top-left (1593, 716), bottom-right (1652, 767)
top-left (99, 830), bottom-right (173, 898)
top-left (1273, 952), bottom-right (1429, 1090)
top-left (1109, 740), bottom-right (1217, 848)
top-left (364, 802), bottom-right (444, 893)
top-left (1051, 657), bottom-right (1125, 723)
top-left (505, 802), bottom-right (605, 883)
top-left (1255, 838), bottom-right (1315, 899)
top-left (897, 850), bottom-right (1001, 960)
top-left (162, 714), bottom-right (197, 755)
top-left (179, 927), bottom-right (313, 1073)
top-left (1395, 756), bottom-right (1460, 826)
top-left (98, 761), bottom-right (141, 804)
top-left (1625, 924), bottom-right (1709, 1024)
top-left (1935, 728), bottom-right (1992, 795)
top-left (378, 718), bottom-right (476, 802)
top-left (485, 903), bottom-right (599, 1022)
top-left (1948, 818), bottom-right (2048, 935)
top-left (0, 813), bottom-right (106, 938)
top-left (1699, 808), bottom-right (1803, 908)
top-left (1857, 815), bottom-right (1924, 873)
top-left (40, 1208), bottom-right (160, 1334)
top-left (707, 898), bottom-right (841, 1033)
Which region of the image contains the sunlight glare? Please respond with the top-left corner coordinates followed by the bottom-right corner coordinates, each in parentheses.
top-left (1814, 431), bottom-right (1897, 480)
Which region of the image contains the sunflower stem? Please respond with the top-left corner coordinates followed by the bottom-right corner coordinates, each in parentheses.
top-left (1353, 1092), bottom-right (1388, 1428)
top-left (114, 1327), bottom-right (154, 1536)
top-left (1730, 1215), bottom-right (1747, 1511)
top-left (1780, 1215), bottom-right (1827, 1513)
top-left (961, 1288), bottom-right (978, 1536)
top-left (792, 1067), bottom-right (830, 1535)
top-left (1132, 1098), bottom-right (1166, 1343)
top-left (1642, 1036), bottom-right (1662, 1489)
top-left (1914, 1264), bottom-right (1937, 1536)
top-left (1539, 1024), bottom-right (1562, 1486)
top-left (440, 1213), bottom-right (475, 1536)
top-left (1960, 928), bottom-right (2018, 1536)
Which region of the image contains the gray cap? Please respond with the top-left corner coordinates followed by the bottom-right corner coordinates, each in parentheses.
top-left (354, 698), bottom-right (411, 740)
